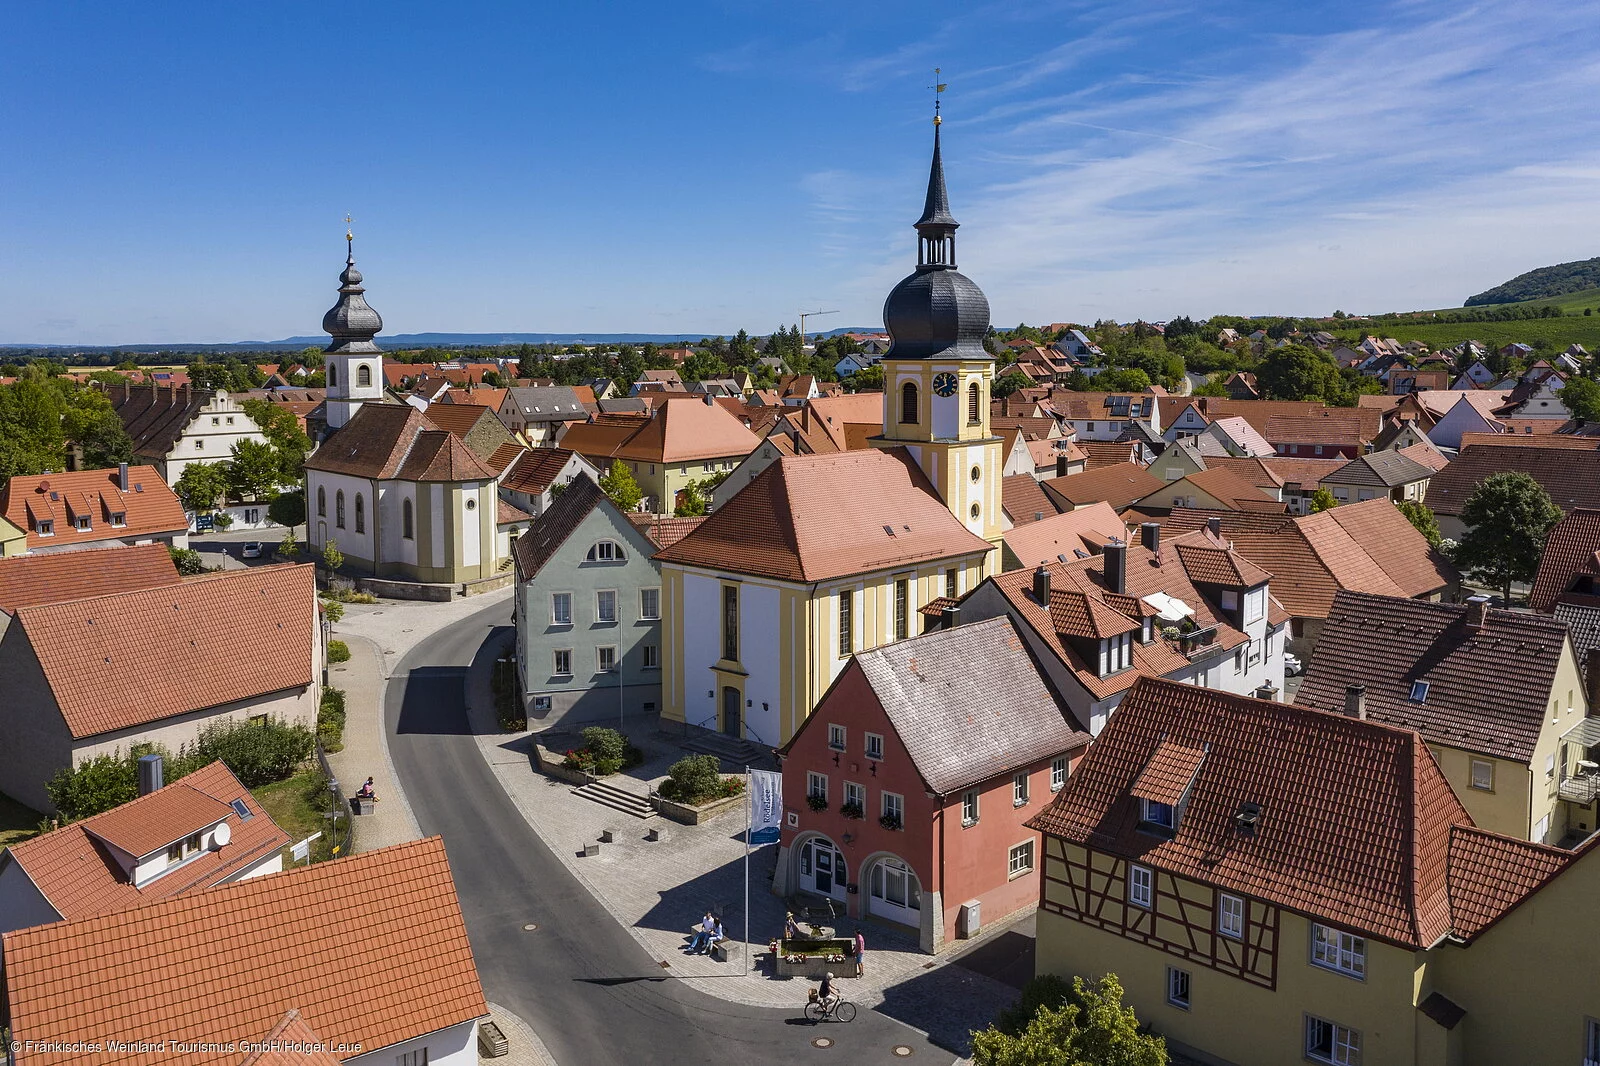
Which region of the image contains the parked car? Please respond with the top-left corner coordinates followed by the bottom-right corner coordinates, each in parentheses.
top-left (241, 541), bottom-right (264, 559)
top-left (1283, 653), bottom-right (1304, 676)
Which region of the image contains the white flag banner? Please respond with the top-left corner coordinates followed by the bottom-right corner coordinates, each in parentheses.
top-left (748, 769), bottom-right (783, 845)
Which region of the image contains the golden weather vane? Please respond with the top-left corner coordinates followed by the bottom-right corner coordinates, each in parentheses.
top-left (344, 214), bottom-right (354, 242)
top-left (929, 68), bottom-right (947, 124)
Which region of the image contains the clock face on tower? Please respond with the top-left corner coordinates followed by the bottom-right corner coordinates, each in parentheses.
top-left (932, 372), bottom-right (958, 397)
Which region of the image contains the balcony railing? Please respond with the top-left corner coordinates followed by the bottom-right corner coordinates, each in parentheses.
top-left (1177, 625), bottom-right (1221, 660)
top-left (1558, 773), bottom-right (1600, 805)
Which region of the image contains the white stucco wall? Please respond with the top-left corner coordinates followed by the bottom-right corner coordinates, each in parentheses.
top-left (307, 470), bottom-right (377, 562)
top-left (739, 582), bottom-right (782, 746)
top-left (0, 858), bottom-right (63, 934)
top-left (680, 572), bottom-right (724, 733)
top-left (462, 483), bottom-right (481, 568)
top-left (343, 1017), bottom-right (478, 1066)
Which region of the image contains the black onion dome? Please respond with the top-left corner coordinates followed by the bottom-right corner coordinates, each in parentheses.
top-left (882, 269), bottom-right (991, 360)
top-left (323, 245), bottom-right (384, 354)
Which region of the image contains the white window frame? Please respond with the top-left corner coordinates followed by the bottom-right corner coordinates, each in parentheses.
top-left (1165, 966), bottom-right (1190, 1010)
top-left (1128, 864), bottom-right (1153, 909)
top-left (1051, 757), bottom-right (1067, 791)
top-left (865, 732), bottom-right (884, 761)
top-left (827, 724), bottom-right (846, 751)
top-left (639, 587), bottom-right (661, 620)
top-left (1469, 758), bottom-right (1494, 792)
top-left (596, 645), bottom-right (618, 673)
top-left (1310, 923), bottom-right (1366, 980)
top-left (553, 649), bottom-right (573, 676)
top-left (642, 643), bottom-right (659, 669)
top-left (588, 540), bottom-right (623, 562)
top-left (1304, 1014), bottom-right (1361, 1065)
top-left (395, 1050), bottom-right (430, 1066)
top-left (881, 791), bottom-right (904, 826)
top-left (1007, 840), bottom-right (1034, 878)
top-left (1013, 772), bottom-right (1030, 807)
top-left (1410, 680), bottom-right (1429, 702)
top-left (1218, 893), bottom-right (1244, 940)
top-left (806, 772), bottom-right (827, 802)
top-left (551, 592), bottom-right (573, 626)
top-left (843, 781), bottom-right (864, 811)
top-left (596, 589), bottom-right (618, 624)
top-left (962, 789), bottom-right (979, 827)
top-left (1139, 797), bottom-right (1175, 831)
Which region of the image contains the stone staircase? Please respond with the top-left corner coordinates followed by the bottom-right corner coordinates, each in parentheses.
top-left (679, 731), bottom-right (774, 771)
top-left (571, 778), bottom-right (657, 819)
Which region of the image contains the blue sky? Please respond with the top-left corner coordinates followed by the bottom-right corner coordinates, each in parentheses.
top-left (4, 1), bottom-right (1599, 344)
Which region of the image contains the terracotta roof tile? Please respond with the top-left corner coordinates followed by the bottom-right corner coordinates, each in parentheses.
top-left (2, 837), bottom-right (487, 1065)
top-left (1200, 398), bottom-right (1383, 443)
top-left (1161, 467), bottom-right (1285, 512)
top-left (422, 402), bottom-right (495, 439)
top-left (13, 564), bottom-right (316, 739)
top-left (500, 448), bottom-right (578, 495)
top-left (86, 782), bottom-right (234, 858)
top-left (303, 403), bottom-right (492, 481)
top-left (1049, 588), bottom-right (1141, 638)
top-left (496, 497), bottom-right (534, 524)
top-left (1426, 444), bottom-right (1600, 517)
top-left (1256, 456), bottom-right (1350, 490)
top-left (1078, 441), bottom-right (1145, 469)
top-left (511, 475), bottom-right (604, 582)
top-left (241, 1010), bottom-right (342, 1066)
top-left (1041, 465), bottom-right (1166, 512)
top-left (1174, 541), bottom-right (1271, 587)
top-left (832, 616), bottom-right (1090, 795)
top-left (1529, 508), bottom-right (1600, 611)
top-left (614, 397), bottom-right (762, 464)
top-left (486, 440), bottom-right (527, 475)
top-left (1, 467), bottom-right (188, 552)
top-left (655, 450), bottom-right (991, 583)
top-left (1296, 590), bottom-right (1568, 762)
top-left (3, 762), bottom-right (288, 924)
top-left (1321, 450), bottom-right (1434, 488)
top-left (1129, 739), bottom-right (1206, 806)
top-left (1398, 439), bottom-right (1451, 473)
top-left (1445, 826), bottom-right (1575, 939)
top-left (625, 512), bottom-right (709, 550)
top-left (0, 544), bottom-right (179, 613)
top-left (1025, 677), bottom-right (1467, 947)
top-left (1000, 475), bottom-right (1059, 525)
top-left (394, 430), bottom-right (498, 481)
top-left (105, 384), bottom-right (218, 462)
top-left (1003, 501), bottom-right (1124, 568)
top-left (1456, 431), bottom-right (1599, 452)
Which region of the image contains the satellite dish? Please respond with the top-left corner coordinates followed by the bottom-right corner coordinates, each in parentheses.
top-left (213, 821), bottom-right (232, 847)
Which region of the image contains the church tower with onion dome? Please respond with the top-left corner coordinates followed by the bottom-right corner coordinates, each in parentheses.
top-left (871, 100), bottom-right (1003, 573)
top-left (323, 223), bottom-right (386, 431)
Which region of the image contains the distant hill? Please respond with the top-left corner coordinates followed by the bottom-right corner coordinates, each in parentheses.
top-left (1466, 257), bottom-right (1600, 306)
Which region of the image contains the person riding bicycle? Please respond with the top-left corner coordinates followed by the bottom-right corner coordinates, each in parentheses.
top-left (817, 972), bottom-right (838, 1015)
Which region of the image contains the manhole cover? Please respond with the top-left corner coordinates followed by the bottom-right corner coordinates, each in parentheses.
top-left (522, 923), bottom-right (539, 931)
top-left (659, 960), bottom-right (672, 968)
top-left (810, 1037), bottom-right (833, 1049)
top-left (893, 1047), bottom-right (914, 1057)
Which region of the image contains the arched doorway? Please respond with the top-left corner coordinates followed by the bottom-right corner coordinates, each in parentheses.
top-left (867, 856), bottom-right (922, 926)
top-left (797, 836), bottom-right (848, 903)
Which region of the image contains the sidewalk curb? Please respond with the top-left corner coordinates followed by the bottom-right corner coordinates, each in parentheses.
top-left (486, 1001), bottom-right (558, 1066)
top-left (349, 632), bottom-right (423, 843)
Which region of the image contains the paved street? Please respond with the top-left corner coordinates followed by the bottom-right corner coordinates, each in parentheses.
top-left (383, 595), bottom-right (968, 1066)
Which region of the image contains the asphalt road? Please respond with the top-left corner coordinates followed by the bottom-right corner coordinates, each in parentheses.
top-left (383, 596), bottom-right (950, 1066)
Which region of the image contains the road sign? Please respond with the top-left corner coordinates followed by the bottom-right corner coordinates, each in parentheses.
top-left (195, 513), bottom-right (215, 533)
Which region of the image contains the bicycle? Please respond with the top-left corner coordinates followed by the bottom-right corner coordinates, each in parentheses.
top-left (805, 992), bottom-right (857, 1023)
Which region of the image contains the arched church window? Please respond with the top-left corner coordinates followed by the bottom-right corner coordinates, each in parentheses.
top-left (403, 498), bottom-right (414, 540)
top-left (354, 493), bottom-right (365, 534)
top-left (328, 363), bottom-right (338, 388)
top-left (335, 490), bottom-right (345, 529)
top-left (900, 381), bottom-right (919, 425)
top-left (317, 486), bottom-right (326, 517)
top-left (357, 364), bottom-right (372, 388)
top-left (968, 381), bottom-right (981, 424)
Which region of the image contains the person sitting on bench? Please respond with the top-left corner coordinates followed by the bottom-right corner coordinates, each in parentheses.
top-left (687, 911), bottom-right (717, 954)
top-left (355, 777), bottom-right (376, 800)
top-left (706, 918), bottom-right (727, 957)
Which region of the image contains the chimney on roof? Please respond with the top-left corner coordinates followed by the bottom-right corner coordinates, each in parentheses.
top-left (1465, 595), bottom-right (1489, 630)
top-left (122, 378), bottom-right (130, 402)
top-left (1345, 684), bottom-right (1367, 720)
top-left (1254, 682), bottom-right (1279, 702)
top-left (1103, 542), bottom-right (1127, 594)
top-left (1033, 563), bottom-right (1051, 605)
top-left (1140, 522), bottom-right (1160, 553)
top-left (942, 604), bottom-right (961, 630)
top-left (1207, 516), bottom-right (1222, 539)
top-left (137, 753), bottom-right (164, 796)
top-left (1034, 511), bottom-right (1045, 523)
top-left (1056, 455), bottom-right (1067, 478)
top-left (703, 393), bottom-right (715, 406)
top-left (118, 462), bottom-right (129, 491)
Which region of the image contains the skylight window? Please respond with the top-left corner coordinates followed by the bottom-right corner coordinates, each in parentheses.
top-left (1409, 681), bottom-right (1430, 703)
top-left (229, 798), bottom-right (254, 820)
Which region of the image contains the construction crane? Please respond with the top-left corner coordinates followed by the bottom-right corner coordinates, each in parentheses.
top-left (798, 309), bottom-right (839, 350)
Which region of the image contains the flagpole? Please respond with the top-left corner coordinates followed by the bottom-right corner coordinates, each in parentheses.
top-left (743, 765), bottom-right (751, 975)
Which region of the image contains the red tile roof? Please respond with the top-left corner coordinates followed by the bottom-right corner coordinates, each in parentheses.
top-left (1042, 465), bottom-right (1167, 512)
top-left (242, 1010), bottom-right (342, 1066)
top-left (0, 544), bottom-right (179, 614)
top-left (1157, 467), bottom-right (1286, 512)
top-left (1027, 677), bottom-right (1466, 947)
top-left (1129, 739), bottom-right (1207, 806)
top-left (500, 448), bottom-right (578, 495)
top-left (1003, 501), bottom-right (1124, 568)
top-left (2, 762), bottom-right (288, 924)
top-left (1, 467), bottom-right (189, 551)
top-left (655, 450), bottom-right (992, 582)
top-left (1529, 507), bottom-right (1600, 611)
top-left (303, 403), bottom-right (496, 482)
top-left (1444, 826), bottom-right (1576, 939)
top-left (625, 512), bottom-right (709, 550)
top-left (1398, 440), bottom-right (1451, 473)
top-left (13, 564), bottom-right (316, 739)
top-left (2, 837), bottom-right (487, 1065)
top-left (1000, 474), bottom-right (1060, 526)
top-left (1428, 443), bottom-right (1600, 517)
top-left (614, 397), bottom-right (762, 464)
top-left (1296, 590), bottom-right (1571, 762)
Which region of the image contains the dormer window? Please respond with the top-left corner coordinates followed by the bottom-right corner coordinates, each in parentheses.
top-left (165, 831), bottom-right (203, 865)
top-left (1141, 617), bottom-right (1153, 644)
top-left (1099, 633), bottom-right (1133, 677)
top-left (1409, 681), bottom-right (1430, 703)
top-left (108, 511), bottom-right (126, 527)
top-left (586, 541), bottom-right (625, 562)
top-left (36, 519), bottom-right (53, 536)
top-left (75, 515), bottom-right (91, 531)
top-left (1140, 797), bottom-right (1175, 830)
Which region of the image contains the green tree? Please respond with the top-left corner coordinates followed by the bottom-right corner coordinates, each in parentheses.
top-left (1558, 375), bottom-right (1600, 422)
top-left (1396, 499), bottom-right (1442, 546)
top-left (971, 974), bottom-right (1167, 1066)
top-left (1256, 344), bottom-right (1342, 402)
top-left (1089, 368), bottom-right (1151, 393)
top-left (226, 438), bottom-right (282, 501)
top-left (240, 398), bottom-right (313, 482)
top-left (62, 388), bottom-right (134, 468)
top-left (322, 538), bottom-right (344, 575)
top-left (599, 459), bottom-right (644, 512)
top-left (844, 364), bottom-right (884, 392)
top-left (175, 461), bottom-right (229, 512)
top-left (1309, 488), bottom-right (1338, 513)
top-left (268, 490), bottom-right (307, 533)
top-left (681, 351), bottom-right (728, 383)
top-left (1455, 471), bottom-right (1563, 600)
top-left (993, 371), bottom-right (1034, 399)
top-left (46, 752), bottom-right (140, 820)
top-left (675, 480), bottom-right (709, 517)
top-left (169, 546), bottom-right (209, 575)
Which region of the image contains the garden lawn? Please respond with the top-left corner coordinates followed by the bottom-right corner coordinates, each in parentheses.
top-left (0, 791), bottom-right (44, 847)
top-left (251, 769), bottom-right (337, 858)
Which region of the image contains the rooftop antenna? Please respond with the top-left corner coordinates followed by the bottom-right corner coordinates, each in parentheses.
top-left (798, 309), bottom-right (839, 351)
